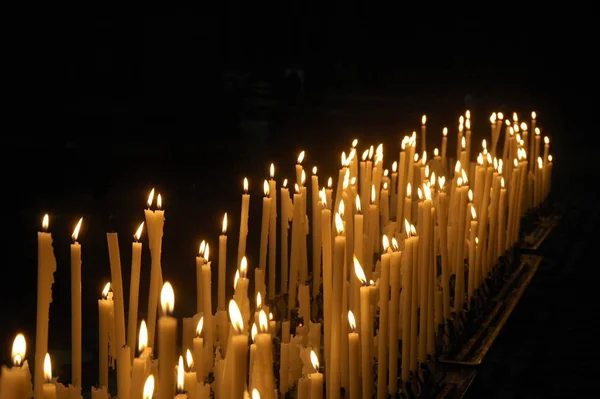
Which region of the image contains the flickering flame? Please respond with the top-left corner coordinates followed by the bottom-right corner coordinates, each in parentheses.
top-left (413, 153), bottom-right (419, 163)
top-left (512, 112), bottom-right (518, 121)
top-left (301, 170), bottom-right (306, 185)
top-left (391, 237), bottom-right (399, 251)
top-left (471, 206), bottom-right (477, 220)
top-left (139, 320), bottom-right (148, 353)
top-left (320, 188), bottom-right (327, 208)
top-left (410, 224), bottom-right (417, 236)
top-left (353, 256), bottom-right (367, 285)
top-left (461, 136), bottom-right (466, 149)
top-left (310, 349), bottom-right (319, 370)
top-left (134, 222), bottom-right (144, 241)
top-left (220, 213), bottom-right (228, 235)
top-left (438, 176), bottom-right (445, 189)
top-left (283, 179), bottom-right (288, 188)
top-left (424, 184), bottom-right (432, 200)
top-left (269, 312), bottom-right (273, 320)
top-left (297, 151), bottom-right (305, 164)
top-left (531, 111), bottom-right (536, 120)
top-left (186, 349), bottom-right (194, 369)
top-left (42, 214), bottom-right (49, 231)
top-left (404, 219), bottom-right (411, 235)
top-left (431, 172), bottom-right (436, 187)
top-left (521, 122), bottom-right (529, 132)
top-left (199, 240), bottom-right (206, 256)
top-left (501, 177), bottom-right (505, 188)
top-left (425, 165), bottom-right (429, 178)
top-left (102, 282), bottom-right (111, 299)
top-left (243, 177), bottom-right (249, 193)
top-left (465, 119), bottom-right (471, 130)
top-left (143, 375), bottom-right (155, 399)
top-left (548, 155), bottom-right (553, 162)
top-left (392, 161), bottom-right (398, 172)
top-left (251, 323), bottom-right (258, 342)
top-left (229, 300), bottom-right (244, 334)
top-left (368, 145), bottom-right (374, 160)
top-left (343, 171), bottom-right (349, 190)
top-left (270, 163), bottom-right (275, 179)
top-left (465, 110), bottom-right (471, 119)
top-left (196, 316), bottom-right (204, 337)
top-left (252, 389), bottom-right (261, 399)
top-left (401, 137), bottom-right (407, 151)
top-left (455, 160), bottom-right (461, 173)
top-left (498, 159), bottom-right (504, 174)
top-left (417, 187), bottom-right (423, 201)
top-left (370, 185), bottom-right (375, 205)
top-left (259, 310), bottom-right (268, 333)
top-left (12, 334), bottom-right (26, 367)
top-left (327, 177), bottom-right (333, 188)
top-left (335, 213), bottom-right (344, 235)
top-left (351, 177), bottom-right (357, 186)
top-left (516, 133), bottom-right (521, 143)
top-left (538, 157), bottom-right (543, 168)
top-left (240, 256), bottom-right (248, 277)
top-left (514, 124), bottom-right (520, 133)
top-left (383, 182), bottom-right (388, 190)
top-left (341, 151), bottom-right (346, 167)
top-left (477, 153), bottom-right (483, 165)
top-left (362, 149), bottom-right (369, 161)
top-left (160, 282), bottom-right (175, 316)
top-left (512, 158), bottom-right (518, 168)
top-left (535, 127), bottom-right (540, 136)
top-left (457, 177), bottom-right (463, 187)
top-left (487, 153), bottom-right (492, 164)
top-left (382, 235), bottom-right (390, 252)
top-left (43, 353), bottom-right (52, 382)
top-left (443, 127), bottom-right (448, 136)
top-left (509, 127), bottom-right (514, 136)
top-left (204, 243), bottom-right (210, 263)
top-left (177, 355), bottom-right (184, 393)
top-left (312, 166), bottom-right (317, 175)
top-left (468, 189), bottom-right (473, 202)
top-left (348, 310), bottom-right (357, 332)
top-left (339, 199), bottom-right (345, 217)
top-left (490, 113), bottom-right (496, 123)
top-left (459, 123), bottom-right (464, 132)
top-left (146, 189), bottom-right (156, 208)
top-left (264, 180), bottom-right (270, 196)
top-left (406, 183), bottom-right (412, 197)
top-left (352, 138), bottom-right (358, 147)
top-left (295, 183), bottom-right (300, 194)
top-left (256, 292), bottom-right (262, 308)
top-left (459, 115), bottom-right (464, 124)
top-left (434, 148), bottom-right (439, 157)
top-left (157, 194), bottom-right (162, 209)
top-left (384, 169), bottom-right (389, 177)
top-left (355, 194), bottom-right (362, 213)
top-left (461, 169), bottom-right (468, 183)
top-left (422, 151), bottom-right (427, 165)
top-left (544, 136), bottom-right (549, 144)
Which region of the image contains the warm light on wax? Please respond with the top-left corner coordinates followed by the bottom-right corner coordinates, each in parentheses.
top-left (143, 375), bottom-right (155, 399)
top-left (161, 282), bottom-right (175, 316)
top-left (43, 353), bottom-right (52, 383)
top-left (72, 217), bottom-right (83, 241)
top-left (177, 355), bottom-right (184, 393)
top-left (12, 333), bottom-right (26, 366)
top-left (222, 213), bottom-right (228, 234)
top-left (139, 320), bottom-right (148, 353)
top-left (229, 299), bottom-right (244, 333)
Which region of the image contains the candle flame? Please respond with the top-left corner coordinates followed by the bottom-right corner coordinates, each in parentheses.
top-left (301, 170), bottom-right (306, 185)
top-left (186, 348), bottom-right (194, 369)
top-left (270, 163), bottom-right (275, 179)
top-left (443, 127), bottom-right (448, 137)
top-left (310, 349), bottom-right (319, 370)
top-left (177, 355), bottom-right (185, 393)
top-left (465, 110), bottom-right (471, 119)
top-left (487, 153), bottom-right (492, 164)
top-left (422, 151), bottom-right (427, 165)
top-left (383, 169), bottom-right (389, 177)
top-left (343, 171), bottom-right (349, 190)
top-left (43, 353), bottom-right (52, 382)
top-left (424, 184), bottom-right (432, 201)
top-left (143, 375), bottom-right (155, 399)
top-left (434, 148), bottom-right (439, 157)
top-left (468, 189), bottom-right (473, 202)
top-left (383, 182), bottom-right (388, 190)
top-left (497, 112), bottom-right (504, 120)
top-left (512, 112), bottom-right (518, 121)
top-left (368, 145), bottom-right (374, 160)
top-left (371, 185), bottom-right (376, 204)
top-left (355, 194), bottom-right (361, 213)
top-left (459, 115), bottom-right (464, 124)
top-left (417, 187), bottom-right (423, 201)
top-left (199, 240), bottom-right (206, 256)
top-left (521, 122), bottom-right (528, 131)
top-left (297, 151), bottom-right (305, 164)
top-left (425, 165), bottom-right (429, 178)
top-left (71, 217), bottom-right (83, 241)
top-left (531, 111), bottom-right (536, 120)
top-left (243, 177), bottom-right (249, 193)
top-left (538, 157), bottom-right (543, 169)
top-left (459, 122), bottom-right (464, 132)
top-left (157, 194), bottom-right (162, 209)
top-left (392, 161), bottom-right (397, 172)
top-left (234, 270), bottom-right (240, 290)
top-left (283, 178), bottom-right (288, 188)
top-left (439, 176), bottom-right (445, 188)
top-left (465, 119), bottom-right (471, 130)
top-left (327, 177), bottom-right (333, 188)
top-left (352, 138), bottom-right (358, 148)
top-left (404, 219), bottom-right (411, 234)
top-left (252, 389), bottom-right (261, 399)
top-left (410, 224), bottom-right (417, 236)
top-left (501, 177), bottom-right (505, 188)
top-left (430, 172), bottom-right (436, 187)
top-left (454, 160), bottom-right (461, 174)
top-left (461, 169), bottom-right (468, 184)
top-left (457, 177), bottom-right (463, 187)
top-left (259, 310), bottom-right (268, 333)
top-left (544, 136), bottom-right (550, 144)
top-left (134, 222), bottom-right (144, 241)
top-left (256, 292), bottom-right (262, 309)
top-left (160, 282), bottom-right (175, 316)
top-left (382, 235), bottom-right (390, 252)
top-left (498, 159), bottom-right (504, 174)
top-left (251, 323), bottom-right (257, 342)
top-left (361, 149), bottom-right (369, 161)
top-left (535, 127), bottom-right (540, 136)
top-left (353, 256), bottom-right (367, 285)
top-left (406, 183), bottom-right (412, 197)
top-left (139, 320), bottom-right (148, 352)
top-left (413, 153), bottom-right (419, 163)
top-left (239, 256), bottom-right (248, 277)
top-left (391, 237), bottom-right (399, 251)
top-left (147, 188), bottom-right (155, 208)
top-left (513, 124), bottom-right (520, 133)
top-left (335, 212), bottom-right (344, 235)
top-left (196, 316), bottom-right (204, 337)
top-left (320, 188), bottom-right (327, 208)
top-left (348, 310), bottom-right (357, 332)
top-left (341, 151), bottom-right (347, 167)
top-left (312, 166), bottom-right (317, 175)
top-left (421, 114), bottom-right (427, 125)
top-left (220, 213), bottom-right (228, 234)
top-left (12, 333), bottom-right (26, 367)
top-left (42, 214), bottom-right (49, 231)
top-left (461, 136), bottom-right (466, 150)
top-left (471, 206), bottom-right (477, 220)
top-left (102, 282), bottom-right (111, 299)
top-left (339, 199), bottom-right (345, 217)
top-left (264, 180), bottom-right (270, 196)
top-left (513, 158), bottom-right (518, 168)
top-left (490, 113), bottom-right (496, 123)
top-left (204, 244), bottom-right (210, 263)
top-left (548, 155), bottom-right (553, 162)
top-left (401, 137), bottom-right (407, 151)
top-left (477, 153), bottom-right (483, 166)
top-left (229, 299), bottom-right (244, 334)
top-left (350, 176), bottom-right (357, 186)
top-left (295, 183), bottom-right (300, 194)
top-left (269, 312), bottom-right (273, 320)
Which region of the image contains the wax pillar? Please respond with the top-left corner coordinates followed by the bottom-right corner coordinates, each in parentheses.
top-left (70, 218), bottom-right (83, 387)
top-left (158, 283), bottom-right (177, 399)
top-left (127, 223), bottom-right (144, 362)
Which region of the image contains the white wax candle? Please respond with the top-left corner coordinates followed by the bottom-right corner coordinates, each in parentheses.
top-left (196, 248), bottom-right (205, 315)
top-left (468, 207), bottom-right (477, 307)
top-left (193, 317), bottom-right (205, 383)
top-left (70, 218), bottom-right (83, 387)
top-left (438, 190), bottom-right (450, 319)
top-left (397, 147), bottom-right (407, 225)
top-left (280, 182), bottom-right (292, 293)
top-left (106, 233), bottom-right (126, 354)
top-left (42, 354), bottom-right (56, 399)
top-left (117, 346), bottom-right (131, 399)
top-left (391, 162), bottom-right (398, 221)
top-left (219, 214), bottom-right (228, 310)
top-left (0, 335), bottom-right (32, 399)
top-left (454, 186), bottom-right (468, 312)
top-left (352, 197), bottom-right (364, 327)
top-left (259, 180), bottom-right (272, 271)
top-left (441, 128), bottom-right (448, 174)
top-left (409, 233), bottom-right (419, 369)
top-left (348, 311), bottom-right (360, 399)
top-left (183, 350), bottom-right (196, 399)
top-left (158, 283), bottom-right (177, 399)
top-left (320, 198), bottom-right (332, 375)
top-left (127, 223), bottom-right (144, 363)
top-left (497, 179), bottom-right (507, 257)
top-left (298, 284), bottom-right (310, 324)
top-left (288, 188), bottom-right (303, 312)
top-left (237, 178), bottom-right (250, 268)
top-left (421, 115), bottom-right (427, 154)
top-left (309, 350), bottom-right (323, 399)
top-left (378, 240), bottom-right (391, 399)
top-left (97, 284), bottom-right (112, 389)
top-left (268, 166), bottom-right (278, 301)
top-left (419, 196), bottom-right (432, 362)
top-left (298, 377), bottom-right (310, 398)
top-left (227, 300), bottom-right (249, 399)
top-left (201, 260), bottom-right (214, 374)
top-left (279, 343), bottom-right (289, 394)
top-left (311, 170), bottom-right (322, 297)
top-left (329, 214), bottom-right (345, 399)
top-left (131, 329), bottom-right (151, 399)
top-left (401, 237), bottom-right (413, 382)
top-left (355, 258), bottom-right (372, 399)
top-left (255, 311), bottom-right (275, 399)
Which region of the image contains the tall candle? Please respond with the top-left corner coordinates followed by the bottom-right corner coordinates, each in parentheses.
top-left (288, 184), bottom-right (303, 313)
top-left (117, 346), bottom-right (131, 399)
top-left (353, 256), bottom-right (372, 399)
top-left (421, 114), bottom-right (427, 154)
top-left (106, 233), bottom-right (127, 357)
top-left (352, 195), bottom-right (364, 326)
top-left (280, 180), bottom-right (292, 293)
top-left (309, 350), bottom-right (323, 399)
top-left (255, 311), bottom-right (275, 399)
top-left (437, 183), bottom-right (450, 319)
top-left (201, 246), bottom-right (214, 374)
top-left (454, 182), bottom-right (468, 312)
top-left (183, 350), bottom-right (196, 399)
top-left (320, 189), bottom-right (332, 375)
top-left (193, 317), bottom-right (205, 382)
top-left (127, 222), bottom-right (144, 362)
top-left (329, 213), bottom-right (345, 399)
top-left (268, 164), bottom-right (278, 300)
top-left (0, 334), bottom-right (33, 399)
top-left (441, 127), bottom-right (448, 175)
top-left (377, 237), bottom-right (391, 399)
top-left (175, 356), bottom-right (187, 399)
top-left (227, 300), bottom-right (249, 399)
top-left (196, 241), bottom-right (206, 315)
top-left (418, 188), bottom-right (432, 362)
top-left (237, 178), bottom-right (250, 268)
top-left (401, 235), bottom-right (413, 382)
top-left (259, 180), bottom-right (272, 272)
top-left (98, 283), bottom-right (112, 389)
top-left (35, 214), bottom-right (57, 399)
top-left (347, 311), bottom-right (360, 399)
top-left (218, 214), bottom-right (228, 309)
top-left (42, 354), bottom-right (56, 399)
top-left (311, 167), bottom-right (322, 297)
top-left (381, 182), bottom-right (390, 229)
top-left (389, 238), bottom-right (403, 395)
top-left (467, 206), bottom-right (477, 306)
top-left (404, 184), bottom-right (412, 227)
top-left (497, 178), bottom-right (507, 257)
top-left (391, 161), bottom-right (398, 220)
top-left (279, 343), bottom-right (289, 395)
top-left (158, 282), bottom-right (177, 399)
top-left (409, 226), bottom-right (419, 369)
top-left (70, 218), bottom-right (83, 387)
top-left (131, 321), bottom-right (152, 399)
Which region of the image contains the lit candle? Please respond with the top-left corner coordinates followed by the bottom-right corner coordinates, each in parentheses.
top-left (309, 350), bottom-right (323, 399)
top-left (352, 194), bottom-right (364, 329)
top-left (237, 178), bottom-right (250, 268)
top-left (127, 222), bottom-right (144, 362)
top-left (175, 356), bottom-right (187, 399)
top-left (381, 182), bottom-right (390, 229)
top-left (418, 185), bottom-right (432, 363)
top-left (106, 232), bottom-right (126, 359)
top-left (391, 161), bottom-right (398, 220)
top-left (201, 245), bottom-right (214, 374)
top-left (258, 180), bottom-right (272, 276)
top-left (497, 178), bottom-right (507, 257)
top-left (441, 127), bottom-right (448, 174)
top-left (196, 241), bottom-right (206, 315)
top-left (397, 138), bottom-right (408, 225)
top-left (255, 311), bottom-right (275, 399)
top-left (142, 375), bottom-right (154, 399)
top-left (354, 256), bottom-right (372, 399)
top-left (158, 282), bottom-right (177, 399)
top-left (227, 300), bottom-right (249, 399)
top-left (320, 189), bottom-right (332, 375)
top-left (218, 214), bottom-right (228, 310)
top-left (193, 317), bottom-right (205, 383)
top-left (347, 311), bottom-right (360, 399)
top-left (35, 214), bottom-right (56, 399)
top-left (183, 350), bottom-right (196, 399)
top-left (388, 237), bottom-right (402, 394)
top-left (280, 179), bottom-right (292, 294)
top-left (468, 206), bottom-right (477, 306)
top-left (404, 183), bottom-right (412, 227)
top-left (42, 354), bottom-right (56, 399)
top-left (98, 283), bottom-right (112, 389)
top-left (367, 185), bottom-right (378, 278)
top-left (465, 117), bottom-right (472, 167)
top-left (421, 114), bottom-right (427, 152)
top-left (400, 231), bottom-right (414, 383)
top-left (131, 321), bottom-right (152, 399)
top-left (377, 236), bottom-right (391, 399)
top-left (268, 163), bottom-right (277, 300)
top-left (454, 177), bottom-right (468, 312)
top-left (288, 184), bottom-right (303, 313)
top-left (437, 178), bottom-right (450, 319)
top-left (329, 213), bottom-right (345, 399)
top-left (545, 155), bottom-right (553, 200)
top-left (311, 166), bottom-right (322, 298)
top-left (69, 217), bottom-right (83, 387)
top-left (0, 334), bottom-right (32, 399)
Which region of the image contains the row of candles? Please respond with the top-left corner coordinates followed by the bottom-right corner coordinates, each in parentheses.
top-left (0, 110), bottom-right (553, 399)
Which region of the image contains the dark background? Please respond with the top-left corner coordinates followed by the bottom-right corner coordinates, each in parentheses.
top-left (1, 7), bottom-right (597, 398)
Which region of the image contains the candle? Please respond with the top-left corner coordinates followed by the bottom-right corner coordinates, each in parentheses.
top-left (90, 387), bottom-right (108, 399)
top-left (106, 233), bottom-right (127, 355)
top-left (311, 166), bottom-right (322, 298)
top-left (279, 343), bottom-right (289, 395)
top-left (352, 194), bottom-right (364, 327)
top-left (390, 161), bottom-right (398, 220)
top-left (98, 283), bottom-right (112, 389)
top-left (35, 214), bottom-right (57, 399)
top-left (268, 164), bottom-right (278, 300)
top-left (468, 206), bottom-right (477, 306)
top-left (259, 180), bottom-right (272, 272)
top-left (227, 300), bottom-right (249, 399)
top-left (401, 233), bottom-right (413, 383)
top-left (381, 182), bottom-right (390, 229)
top-left (353, 256), bottom-right (372, 399)
top-left (142, 375), bottom-right (154, 399)
top-left (218, 214), bottom-right (228, 310)
top-left (441, 127), bottom-right (448, 174)
top-left (255, 311), bottom-right (275, 399)
top-left (131, 321), bottom-right (152, 399)
top-left (117, 346), bottom-right (131, 399)
top-left (201, 245), bottom-right (214, 374)
top-left (320, 188), bottom-right (332, 375)
top-left (288, 184), bottom-right (303, 313)
top-left (0, 334), bottom-right (32, 399)
top-left (404, 183), bottom-right (412, 227)
top-left (158, 282), bottom-right (177, 399)
top-left (237, 177), bottom-right (250, 268)
top-left (196, 241), bottom-right (206, 315)
top-left (418, 185), bottom-right (432, 362)
top-left (182, 350), bottom-right (196, 399)
top-left (280, 179), bottom-right (292, 293)
top-left (127, 222), bottom-right (144, 362)
top-left (497, 178), bottom-right (507, 258)
top-left (329, 213), bottom-right (345, 399)
top-left (309, 350), bottom-right (323, 399)
top-left (193, 317), bottom-right (205, 383)
top-left (388, 238), bottom-right (402, 394)
top-left (70, 217), bottom-right (83, 387)
top-left (377, 236), bottom-right (391, 399)
top-left (347, 311), bottom-right (360, 399)
top-left (437, 180), bottom-right (450, 319)
top-left (421, 114), bottom-right (427, 152)
top-left (42, 354), bottom-right (56, 399)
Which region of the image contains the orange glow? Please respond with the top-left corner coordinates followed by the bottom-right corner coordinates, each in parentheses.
top-left (42, 214), bottom-right (49, 231)
top-left (270, 163), bottom-right (275, 179)
top-left (297, 151), bottom-right (305, 164)
top-left (11, 334), bottom-right (26, 367)
top-left (160, 282), bottom-right (175, 316)
top-left (72, 217), bottom-right (83, 241)
top-left (134, 222), bottom-right (144, 241)
top-left (229, 299), bottom-right (244, 334)
top-left (348, 310), bottom-right (357, 332)
top-left (243, 177), bottom-right (249, 193)
top-left (147, 188), bottom-right (155, 208)
top-left (353, 256), bottom-right (367, 285)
